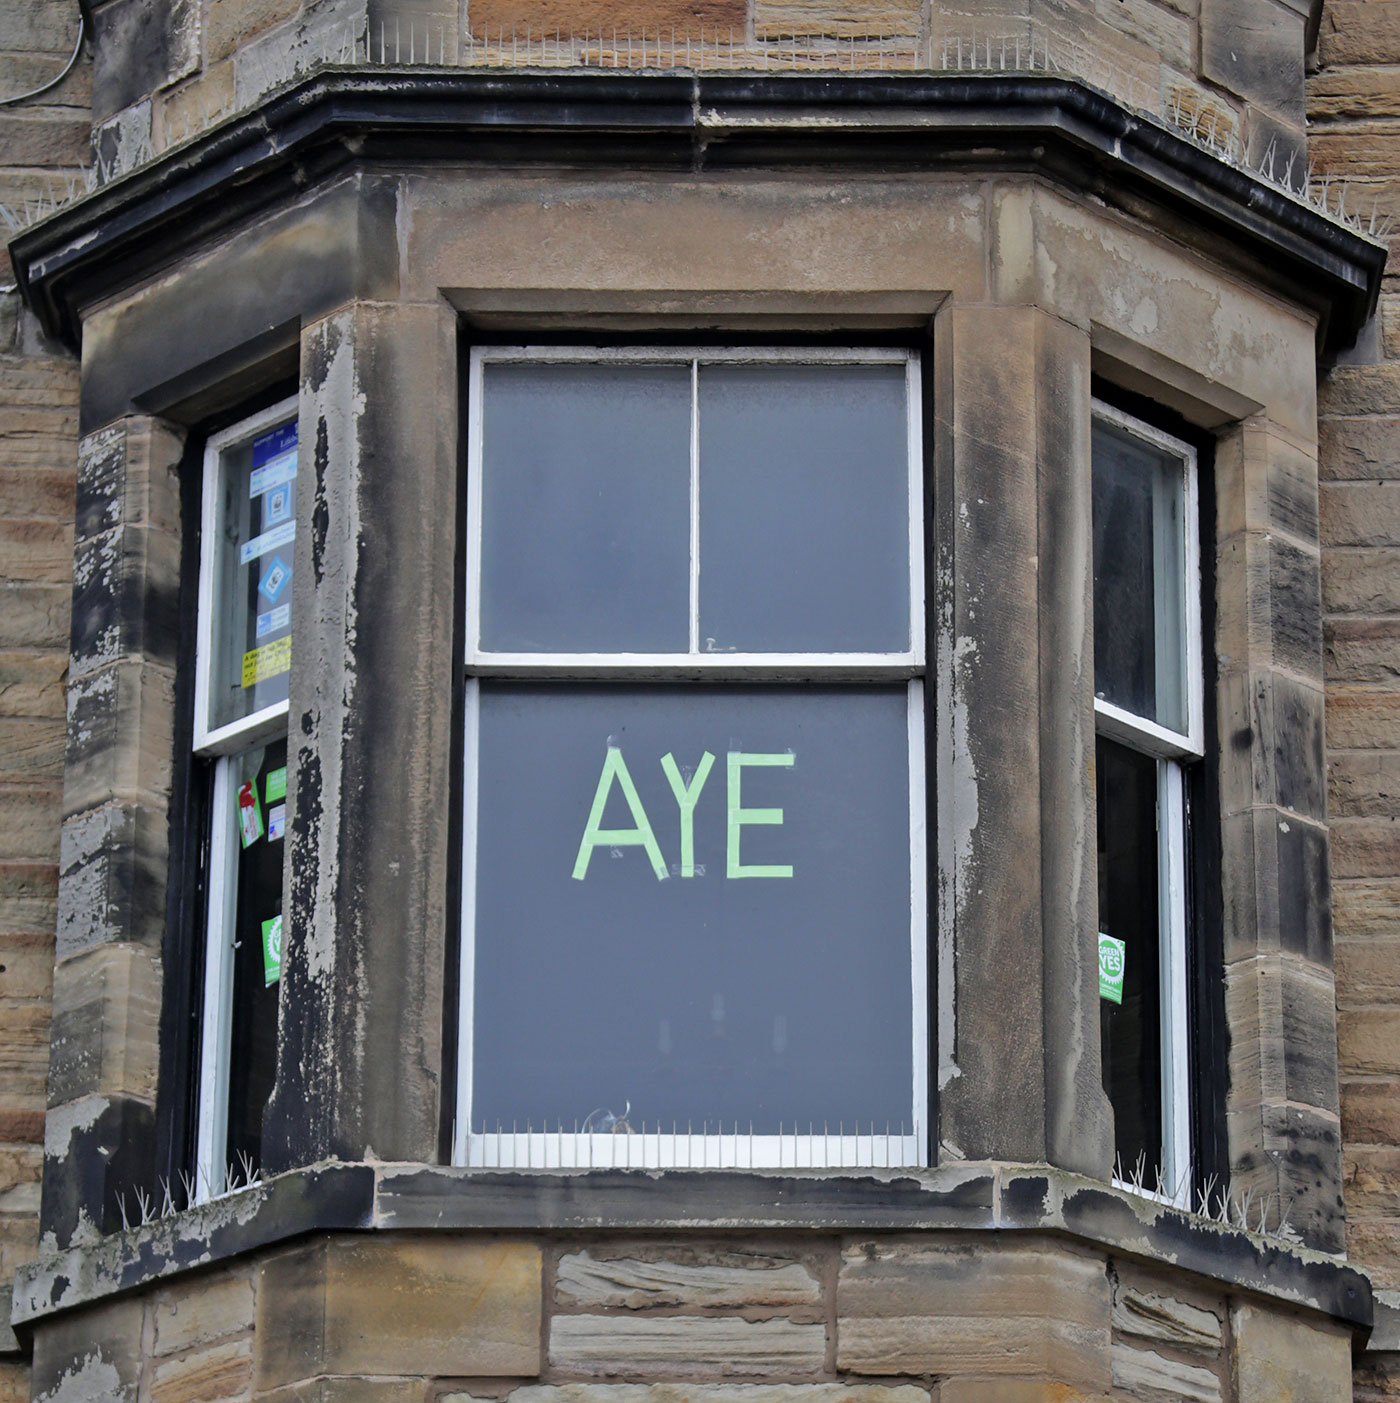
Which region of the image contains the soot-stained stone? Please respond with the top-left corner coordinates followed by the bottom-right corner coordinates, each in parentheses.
top-left (1275, 816), bottom-right (1331, 964)
top-left (1270, 674), bottom-right (1326, 822)
top-left (39, 1093), bottom-right (156, 1247)
top-left (30, 1293), bottom-right (144, 1403)
top-left (90, 0), bottom-right (199, 122)
top-left (1200, 0), bottom-right (1306, 124)
top-left (55, 802), bottom-right (168, 958)
top-left (78, 176), bottom-right (394, 434)
top-left (1269, 536), bottom-right (1324, 680)
top-left (68, 524), bottom-right (181, 678)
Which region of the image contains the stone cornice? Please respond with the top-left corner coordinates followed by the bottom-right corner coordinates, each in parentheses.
top-left (8, 1163), bottom-right (1374, 1339)
top-left (7, 67), bottom-right (1386, 356)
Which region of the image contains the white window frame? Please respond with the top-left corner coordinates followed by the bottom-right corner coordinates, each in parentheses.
top-left (192, 396), bottom-right (298, 1201)
top-left (1092, 398), bottom-right (1202, 1208)
top-left (454, 345), bottom-right (928, 1171)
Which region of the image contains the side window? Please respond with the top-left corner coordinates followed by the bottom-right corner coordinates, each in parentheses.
top-left (192, 399), bottom-right (298, 1197)
top-left (456, 347), bottom-right (927, 1170)
top-left (1092, 400), bottom-right (1202, 1200)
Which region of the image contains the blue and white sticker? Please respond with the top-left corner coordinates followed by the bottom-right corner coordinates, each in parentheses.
top-left (267, 803), bottom-right (286, 842)
top-left (249, 451), bottom-right (297, 498)
top-left (263, 483), bottom-right (292, 526)
top-left (259, 555), bottom-right (291, 604)
top-left (256, 603), bottom-right (291, 638)
top-left (250, 422), bottom-right (298, 497)
top-left (239, 520), bottom-right (295, 565)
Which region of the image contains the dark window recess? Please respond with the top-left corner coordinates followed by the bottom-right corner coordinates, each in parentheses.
top-left (1097, 734), bottom-right (1163, 1177)
top-left (1091, 417), bottom-right (1187, 734)
top-left (224, 737), bottom-right (286, 1173)
top-left (472, 683), bottom-right (914, 1134)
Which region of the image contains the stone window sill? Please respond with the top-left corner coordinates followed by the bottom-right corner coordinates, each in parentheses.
top-left (9, 1162), bottom-right (1371, 1337)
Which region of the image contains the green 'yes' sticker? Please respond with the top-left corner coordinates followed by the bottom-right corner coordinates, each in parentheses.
top-left (262, 914), bottom-right (283, 987)
top-left (1098, 932), bottom-right (1126, 1004)
top-left (265, 766), bottom-right (287, 803)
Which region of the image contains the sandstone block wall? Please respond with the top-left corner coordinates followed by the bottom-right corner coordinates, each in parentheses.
top-left (0, 5), bottom-right (87, 1403)
top-left (79, 0), bottom-right (1305, 177)
top-left (22, 1233), bottom-right (1356, 1403)
top-left (1312, 9), bottom-right (1400, 1398)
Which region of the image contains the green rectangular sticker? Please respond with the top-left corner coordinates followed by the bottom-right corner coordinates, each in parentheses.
top-left (266, 766), bottom-right (287, 803)
top-left (262, 914), bottom-right (283, 987)
top-left (1098, 932), bottom-right (1126, 1004)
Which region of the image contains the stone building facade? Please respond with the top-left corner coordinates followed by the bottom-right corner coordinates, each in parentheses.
top-left (4, 0), bottom-right (1400, 1399)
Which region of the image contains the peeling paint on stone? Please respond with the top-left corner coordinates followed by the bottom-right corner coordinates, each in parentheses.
top-left (33, 1350), bottom-right (125, 1403)
top-left (55, 807), bottom-right (125, 955)
top-left (42, 1097), bottom-right (110, 1162)
top-left (936, 625), bottom-right (978, 1091)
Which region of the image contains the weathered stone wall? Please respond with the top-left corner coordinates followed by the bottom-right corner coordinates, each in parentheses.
top-left (1312, 4), bottom-right (1400, 1396)
top-left (82, 0), bottom-right (1307, 175)
top-left (0, 5), bottom-right (88, 1403)
top-left (22, 1232), bottom-right (1356, 1403)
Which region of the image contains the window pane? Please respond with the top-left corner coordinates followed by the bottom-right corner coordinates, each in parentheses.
top-left (1092, 419), bottom-right (1187, 732)
top-left (472, 683), bottom-right (914, 1133)
top-left (1097, 735), bottom-right (1163, 1178)
top-left (208, 421), bottom-right (298, 733)
top-left (224, 737), bottom-right (287, 1175)
top-left (479, 363), bottom-right (691, 653)
top-left (697, 362), bottom-right (911, 653)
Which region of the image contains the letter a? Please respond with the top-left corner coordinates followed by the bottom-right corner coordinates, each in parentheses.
top-left (572, 746), bottom-right (668, 881)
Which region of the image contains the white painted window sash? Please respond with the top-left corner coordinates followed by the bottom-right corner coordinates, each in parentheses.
top-left (1092, 401), bottom-right (1199, 1211)
top-left (194, 754), bottom-right (239, 1202)
top-left (192, 400), bottom-right (296, 1200)
top-left (194, 394), bottom-right (299, 757)
top-left (1157, 757), bottom-right (1191, 1200)
top-left (1090, 398), bottom-right (1202, 757)
top-left (454, 346), bottom-right (929, 1171)
top-left (465, 346), bottom-right (925, 670)
top-left (452, 677), bottom-right (930, 1170)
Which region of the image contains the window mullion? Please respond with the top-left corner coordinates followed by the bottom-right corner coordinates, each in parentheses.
top-left (195, 753), bottom-right (238, 1201)
top-left (1157, 756), bottom-right (1191, 1201)
top-left (454, 678), bottom-right (481, 1169)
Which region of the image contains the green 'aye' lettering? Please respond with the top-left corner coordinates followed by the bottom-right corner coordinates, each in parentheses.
top-left (572, 747), bottom-right (794, 881)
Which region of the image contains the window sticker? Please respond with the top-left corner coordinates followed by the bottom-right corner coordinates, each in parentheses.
top-left (256, 603), bottom-right (291, 639)
top-left (250, 451), bottom-right (297, 498)
top-left (267, 803), bottom-right (286, 842)
top-left (571, 745), bottom-right (795, 881)
top-left (237, 780), bottom-right (263, 848)
top-left (265, 766), bottom-right (287, 803)
top-left (261, 914), bottom-right (283, 986)
top-left (249, 422), bottom-right (298, 495)
top-left (241, 635), bottom-right (291, 688)
top-left (250, 453), bottom-right (297, 497)
top-left (259, 555), bottom-right (291, 605)
top-left (1099, 932), bottom-right (1126, 1004)
top-left (239, 520), bottom-right (296, 565)
top-left (263, 483), bottom-right (292, 526)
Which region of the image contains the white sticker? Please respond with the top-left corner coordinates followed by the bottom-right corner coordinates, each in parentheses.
top-left (250, 449), bottom-right (297, 498)
top-left (239, 520), bottom-right (296, 565)
top-left (256, 603), bottom-right (291, 638)
top-left (267, 803), bottom-right (286, 841)
top-left (263, 483), bottom-right (292, 526)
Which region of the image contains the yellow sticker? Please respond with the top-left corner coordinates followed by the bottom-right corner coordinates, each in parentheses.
top-left (241, 635), bottom-right (291, 687)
